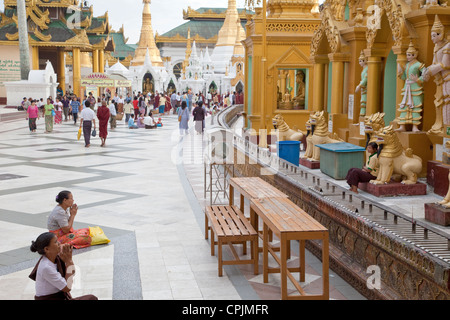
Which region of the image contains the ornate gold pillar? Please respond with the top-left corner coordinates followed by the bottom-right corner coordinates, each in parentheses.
top-left (99, 49), bottom-right (105, 73)
top-left (32, 47), bottom-right (39, 70)
top-left (72, 47), bottom-right (81, 98)
top-left (57, 48), bottom-right (66, 94)
top-left (365, 49), bottom-right (383, 116)
top-left (311, 55), bottom-right (327, 111)
top-left (280, 70), bottom-right (287, 96)
top-left (93, 49), bottom-right (99, 73)
top-left (329, 53), bottom-right (346, 114)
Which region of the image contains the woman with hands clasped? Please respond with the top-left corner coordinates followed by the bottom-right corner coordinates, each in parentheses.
top-left (47, 191), bottom-right (92, 249)
top-left (29, 232), bottom-right (98, 300)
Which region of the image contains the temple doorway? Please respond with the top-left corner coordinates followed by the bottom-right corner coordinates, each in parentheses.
top-left (209, 81), bottom-right (217, 94)
top-left (143, 72), bottom-right (154, 95)
top-left (236, 81), bottom-right (244, 94)
top-left (167, 79), bottom-right (176, 94)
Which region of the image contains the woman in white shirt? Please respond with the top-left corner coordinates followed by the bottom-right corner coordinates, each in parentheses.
top-left (29, 232), bottom-right (98, 300)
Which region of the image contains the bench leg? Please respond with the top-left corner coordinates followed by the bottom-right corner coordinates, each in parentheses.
top-left (280, 237), bottom-right (288, 300)
top-left (253, 236), bottom-right (259, 275)
top-left (204, 213), bottom-right (209, 240)
top-left (263, 223), bottom-right (269, 284)
top-left (300, 240), bottom-right (305, 283)
top-left (218, 238), bottom-right (223, 277)
top-left (210, 228), bottom-right (215, 256)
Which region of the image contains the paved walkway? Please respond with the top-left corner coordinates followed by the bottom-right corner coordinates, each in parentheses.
top-left (0, 107), bottom-right (365, 300)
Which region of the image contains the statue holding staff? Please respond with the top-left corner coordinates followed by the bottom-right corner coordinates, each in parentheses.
top-left (395, 41), bottom-right (427, 132)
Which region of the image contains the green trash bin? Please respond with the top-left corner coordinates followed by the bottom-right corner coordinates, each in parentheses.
top-left (317, 143), bottom-right (366, 179)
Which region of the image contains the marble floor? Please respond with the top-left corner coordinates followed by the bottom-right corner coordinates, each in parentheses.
top-left (0, 107), bottom-right (367, 301)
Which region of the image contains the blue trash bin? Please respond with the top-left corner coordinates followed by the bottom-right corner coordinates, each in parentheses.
top-left (277, 141), bottom-right (301, 166)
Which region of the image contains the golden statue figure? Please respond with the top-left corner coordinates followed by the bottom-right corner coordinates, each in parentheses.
top-left (356, 51), bottom-right (368, 117)
top-left (293, 70), bottom-right (306, 109)
top-left (144, 78), bottom-right (153, 94)
top-left (423, 15), bottom-right (450, 134)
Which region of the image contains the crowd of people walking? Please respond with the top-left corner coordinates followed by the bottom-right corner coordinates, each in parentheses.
top-left (21, 87), bottom-right (238, 146)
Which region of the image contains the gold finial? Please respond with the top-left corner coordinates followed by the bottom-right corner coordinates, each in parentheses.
top-left (432, 15), bottom-right (445, 34)
top-left (359, 50), bottom-right (366, 62)
top-left (406, 41), bottom-right (418, 56)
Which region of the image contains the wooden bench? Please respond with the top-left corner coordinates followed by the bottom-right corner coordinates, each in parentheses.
top-left (205, 205), bottom-right (259, 277)
top-left (250, 197), bottom-right (329, 300)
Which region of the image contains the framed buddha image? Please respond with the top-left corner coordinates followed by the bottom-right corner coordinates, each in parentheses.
top-left (276, 68), bottom-right (309, 111)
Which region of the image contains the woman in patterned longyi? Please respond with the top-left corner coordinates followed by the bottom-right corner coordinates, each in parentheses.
top-left (47, 191), bottom-right (91, 249)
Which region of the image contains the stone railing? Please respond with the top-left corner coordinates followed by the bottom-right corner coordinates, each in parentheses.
top-left (216, 104), bottom-right (244, 129)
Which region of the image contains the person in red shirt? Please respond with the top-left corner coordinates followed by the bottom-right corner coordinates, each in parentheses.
top-left (132, 96), bottom-right (139, 121)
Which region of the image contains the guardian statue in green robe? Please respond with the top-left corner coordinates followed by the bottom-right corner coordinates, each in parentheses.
top-left (396, 42), bottom-right (427, 132)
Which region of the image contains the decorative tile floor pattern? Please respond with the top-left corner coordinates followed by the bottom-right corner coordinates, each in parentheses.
top-left (0, 108), bottom-right (365, 300)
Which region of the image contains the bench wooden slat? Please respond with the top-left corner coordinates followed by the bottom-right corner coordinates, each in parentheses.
top-left (226, 206), bottom-right (250, 235)
top-left (230, 177), bottom-right (288, 200)
top-left (218, 206), bottom-right (242, 236)
top-left (212, 206), bottom-right (234, 237)
top-left (206, 205), bottom-right (258, 237)
top-left (205, 205), bottom-right (259, 277)
top-left (252, 198), bottom-right (327, 233)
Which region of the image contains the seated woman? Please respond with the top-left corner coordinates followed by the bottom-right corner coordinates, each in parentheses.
top-left (47, 191), bottom-right (91, 249)
top-left (137, 113), bottom-right (146, 128)
top-left (346, 142), bottom-right (379, 194)
top-left (29, 232), bottom-right (98, 300)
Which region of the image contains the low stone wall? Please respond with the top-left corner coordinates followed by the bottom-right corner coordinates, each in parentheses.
top-left (230, 137), bottom-right (450, 300)
top-left (216, 104), bottom-right (244, 129)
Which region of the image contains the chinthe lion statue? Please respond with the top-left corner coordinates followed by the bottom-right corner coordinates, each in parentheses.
top-left (364, 112), bottom-right (385, 146)
top-left (303, 111), bottom-right (342, 161)
top-left (272, 114), bottom-right (304, 141)
top-left (370, 125), bottom-right (422, 185)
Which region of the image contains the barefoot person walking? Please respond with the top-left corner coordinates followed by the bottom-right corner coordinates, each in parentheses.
top-left (79, 101), bottom-right (96, 148)
top-left (96, 100), bottom-right (111, 147)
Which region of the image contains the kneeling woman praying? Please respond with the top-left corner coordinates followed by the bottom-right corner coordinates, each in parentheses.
top-left (47, 190), bottom-right (92, 249)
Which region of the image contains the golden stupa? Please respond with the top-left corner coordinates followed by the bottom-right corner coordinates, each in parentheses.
top-left (131, 0), bottom-right (163, 67)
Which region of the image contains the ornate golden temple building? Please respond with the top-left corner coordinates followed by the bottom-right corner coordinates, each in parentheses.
top-left (243, 0), bottom-right (321, 132)
top-left (244, 0), bottom-right (450, 174)
top-left (0, 0), bottom-right (114, 103)
top-left (155, 5), bottom-right (253, 81)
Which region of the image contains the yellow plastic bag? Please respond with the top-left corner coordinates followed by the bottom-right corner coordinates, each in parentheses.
top-left (77, 128), bottom-right (82, 141)
top-left (89, 226), bottom-right (110, 246)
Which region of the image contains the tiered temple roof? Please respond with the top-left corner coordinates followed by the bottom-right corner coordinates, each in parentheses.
top-left (156, 6), bottom-right (253, 47)
top-left (0, 0), bottom-right (113, 51)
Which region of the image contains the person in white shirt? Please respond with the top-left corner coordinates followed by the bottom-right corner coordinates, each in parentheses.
top-left (29, 232), bottom-right (98, 300)
top-left (144, 114), bottom-right (156, 129)
top-left (79, 101), bottom-right (96, 148)
top-left (108, 100), bottom-right (117, 129)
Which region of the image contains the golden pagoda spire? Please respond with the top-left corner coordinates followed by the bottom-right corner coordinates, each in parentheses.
top-left (183, 28), bottom-right (192, 75)
top-left (216, 0), bottom-right (240, 47)
top-left (131, 0), bottom-right (163, 67)
top-left (233, 17), bottom-right (246, 56)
